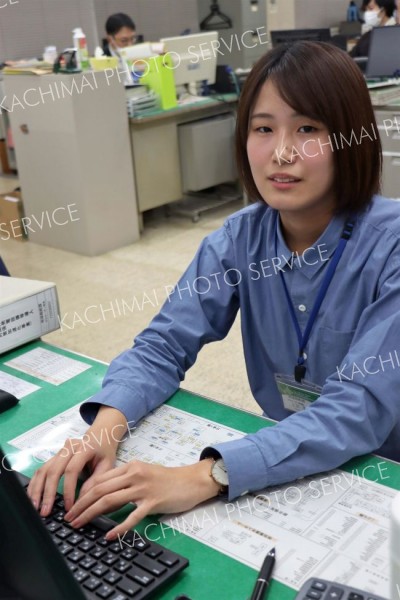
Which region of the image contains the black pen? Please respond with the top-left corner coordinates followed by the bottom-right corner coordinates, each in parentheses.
top-left (250, 547), bottom-right (276, 600)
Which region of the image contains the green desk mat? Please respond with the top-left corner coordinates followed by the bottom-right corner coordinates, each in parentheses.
top-left (1, 340), bottom-right (399, 600)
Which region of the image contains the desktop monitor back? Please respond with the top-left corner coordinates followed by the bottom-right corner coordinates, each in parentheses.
top-left (0, 447), bottom-right (86, 600)
top-left (160, 31), bottom-right (218, 87)
top-left (366, 25), bottom-right (400, 78)
top-left (270, 28), bottom-right (331, 48)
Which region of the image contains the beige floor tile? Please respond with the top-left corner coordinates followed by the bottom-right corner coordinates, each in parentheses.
top-left (0, 188), bottom-right (256, 414)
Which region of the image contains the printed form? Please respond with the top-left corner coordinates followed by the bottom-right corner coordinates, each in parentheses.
top-left (5, 348), bottom-right (91, 385)
top-left (10, 404), bottom-right (394, 596)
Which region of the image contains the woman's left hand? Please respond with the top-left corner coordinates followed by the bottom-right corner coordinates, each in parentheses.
top-left (64, 458), bottom-right (220, 540)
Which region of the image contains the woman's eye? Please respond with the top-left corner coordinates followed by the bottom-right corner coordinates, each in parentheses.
top-left (299, 125), bottom-right (317, 133)
top-left (256, 126), bottom-right (272, 133)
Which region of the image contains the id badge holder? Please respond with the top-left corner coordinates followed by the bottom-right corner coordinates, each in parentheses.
top-left (274, 373), bottom-right (322, 412)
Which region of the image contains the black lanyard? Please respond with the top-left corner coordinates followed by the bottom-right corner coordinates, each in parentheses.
top-left (276, 217), bottom-right (355, 383)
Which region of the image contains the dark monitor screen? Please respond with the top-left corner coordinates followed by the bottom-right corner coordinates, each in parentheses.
top-left (366, 25), bottom-right (400, 78)
top-left (270, 28), bottom-right (331, 48)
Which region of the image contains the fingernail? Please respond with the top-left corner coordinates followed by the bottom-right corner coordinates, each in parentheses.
top-left (32, 499), bottom-right (39, 510)
top-left (105, 531), bottom-right (116, 541)
top-left (64, 511), bottom-right (72, 521)
top-left (40, 504), bottom-right (48, 516)
top-left (71, 519), bottom-right (81, 528)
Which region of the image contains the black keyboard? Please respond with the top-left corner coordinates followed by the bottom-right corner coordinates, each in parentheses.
top-left (22, 477), bottom-right (189, 599)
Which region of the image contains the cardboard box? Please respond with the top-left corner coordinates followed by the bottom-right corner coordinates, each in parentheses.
top-left (0, 276), bottom-right (60, 354)
top-left (0, 191), bottom-right (26, 242)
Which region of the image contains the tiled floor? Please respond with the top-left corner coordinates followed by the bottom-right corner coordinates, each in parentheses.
top-left (0, 176), bottom-right (256, 414)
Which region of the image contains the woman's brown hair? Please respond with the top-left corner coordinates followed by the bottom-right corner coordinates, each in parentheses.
top-left (236, 41), bottom-right (382, 213)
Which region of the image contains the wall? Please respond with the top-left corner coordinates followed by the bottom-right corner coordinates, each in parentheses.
top-left (0, 0), bottom-right (199, 63)
top-left (0, 0), bottom-right (98, 63)
top-left (266, 0), bottom-right (357, 35)
top-left (94, 0), bottom-right (199, 43)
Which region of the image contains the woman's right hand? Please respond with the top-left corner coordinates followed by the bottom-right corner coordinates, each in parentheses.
top-left (27, 406), bottom-right (128, 516)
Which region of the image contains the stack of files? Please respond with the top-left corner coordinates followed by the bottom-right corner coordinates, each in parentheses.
top-left (3, 59), bottom-right (54, 75)
top-left (125, 87), bottom-right (159, 117)
top-left (369, 84), bottom-right (400, 105)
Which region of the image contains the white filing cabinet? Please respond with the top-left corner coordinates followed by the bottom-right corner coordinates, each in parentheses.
top-left (375, 107), bottom-right (400, 199)
top-left (3, 72), bottom-right (140, 255)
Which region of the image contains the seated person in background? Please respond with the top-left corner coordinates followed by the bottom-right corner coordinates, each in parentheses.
top-left (350, 0), bottom-right (397, 57)
top-left (102, 13), bottom-right (137, 56)
top-left (28, 41), bottom-right (400, 542)
top-left (102, 13), bottom-right (137, 86)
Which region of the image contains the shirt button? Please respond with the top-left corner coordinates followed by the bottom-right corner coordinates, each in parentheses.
top-left (303, 352), bottom-right (308, 360)
top-left (298, 304), bottom-right (306, 312)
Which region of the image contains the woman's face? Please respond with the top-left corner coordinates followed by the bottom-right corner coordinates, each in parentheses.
top-left (246, 80), bottom-right (336, 218)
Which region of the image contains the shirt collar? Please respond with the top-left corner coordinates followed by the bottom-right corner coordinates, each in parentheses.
top-left (274, 210), bottom-right (349, 280)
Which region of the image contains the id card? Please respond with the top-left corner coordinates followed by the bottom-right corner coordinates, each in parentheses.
top-left (274, 373), bottom-right (322, 412)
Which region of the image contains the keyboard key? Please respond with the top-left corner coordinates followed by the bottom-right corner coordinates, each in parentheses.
top-left (96, 584), bottom-right (114, 599)
top-left (46, 521), bottom-right (61, 534)
top-left (327, 587), bottom-right (344, 599)
top-left (306, 592), bottom-right (322, 599)
top-left (53, 511), bottom-right (66, 522)
top-left (121, 548), bottom-right (138, 560)
top-left (127, 566), bottom-right (155, 587)
top-left (158, 552), bottom-right (179, 568)
top-left (110, 595), bottom-right (129, 600)
top-left (59, 542), bottom-right (73, 556)
top-left (79, 556), bottom-right (97, 570)
top-left (55, 527), bottom-right (71, 540)
top-left (133, 539), bottom-right (149, 552)
top-left (74, 569), bottom-right (89, 583)
top-left (91, 547), bottom-right (107, 559)
top-left (104, 571), bottom-right (122, 585)
top-left (85, 527), bottom-right (102, 541)
top-left (102, 552), bottom-right (119, 566)
top-left (114, 559), bottom-right (131, 574)
top-left (68, 533), bottom-right (84, 546)
top-left (79, 539), bottom-right (95, 552)
top-left (92, 564), bottom-right (109, 578)
top-left (312, 582), bottom-right (328, 591)
top-left (133, 554), bottom-right (167, 577)
top-left (117, 579), bottom-right (142, 597)
top-left (145, 549), bottom-right (162, 559)
top-left (68, 550), bottom-right (85, 563)
top-left (97, 536), bottom-right (111, 547)
top-left (108, 542), bottom-right (123, 554)
top-left (349, 594), bottom-right (364, 600)
top-left (83, 576), bottom-right (102, 591)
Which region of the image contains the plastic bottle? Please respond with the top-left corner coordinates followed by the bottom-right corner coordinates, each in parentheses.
top-left (43, 46), bottom-right (58, 64)
top-left (391, 492), bottom-right (400, 600)
top-left (72, 28), bottom-right (89, 70)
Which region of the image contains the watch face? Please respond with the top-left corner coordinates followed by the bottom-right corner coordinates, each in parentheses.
top-left (212, 459), bottom-right (229, 486)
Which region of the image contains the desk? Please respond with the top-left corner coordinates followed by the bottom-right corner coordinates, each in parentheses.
top-left (1, 339), bottom-right (400, 600)
top-left (129, 95), bottom-right (239, 219)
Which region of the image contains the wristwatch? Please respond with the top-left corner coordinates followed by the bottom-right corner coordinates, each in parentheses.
top-left (209, 458), bottom-right (229, 495)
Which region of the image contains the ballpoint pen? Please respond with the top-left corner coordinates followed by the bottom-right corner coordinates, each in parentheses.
top-left (250, 547), bottom-right (276, 600)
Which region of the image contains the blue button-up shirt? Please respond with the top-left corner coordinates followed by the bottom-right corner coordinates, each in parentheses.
top-left (81, 195), bottom-right (400, 500)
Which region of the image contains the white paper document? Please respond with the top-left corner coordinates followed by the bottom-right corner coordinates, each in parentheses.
top-left (9, 404), bottom-right (394, 597)
top-left (0, 370), bottom-right (40, 398)
top-left (5, 348), bottom-right (91, 385)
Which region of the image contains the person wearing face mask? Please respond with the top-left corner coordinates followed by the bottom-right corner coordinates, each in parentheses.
top-left (102, 13), bottom-right (137, 85)
top-left (350, 0), bottom-right (397, 57)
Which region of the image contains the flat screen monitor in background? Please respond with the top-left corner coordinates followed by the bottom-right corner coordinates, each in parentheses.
top-left (160, 31), bottom-right (218, 95)
top-left (270, 28), bottom-right (331, 48)
top-left (366, 25), bottom-right (400, 78)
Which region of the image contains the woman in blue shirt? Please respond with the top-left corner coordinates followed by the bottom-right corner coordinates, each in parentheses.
top-left (28, 41), bottom-right (400, 541)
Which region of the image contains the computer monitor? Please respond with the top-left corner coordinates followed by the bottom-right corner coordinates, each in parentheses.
top-left (160, 31), bottom-right (218, 90)
top-left (270, 28), bottom-right (331, 48)
top-left (366, 25), bottom-right (400, 78)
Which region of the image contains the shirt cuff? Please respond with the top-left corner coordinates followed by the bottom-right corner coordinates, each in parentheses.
top-left (80, 383), bottom-right (149, 429)
top-left (200, 437), bottom-right (268, 501)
